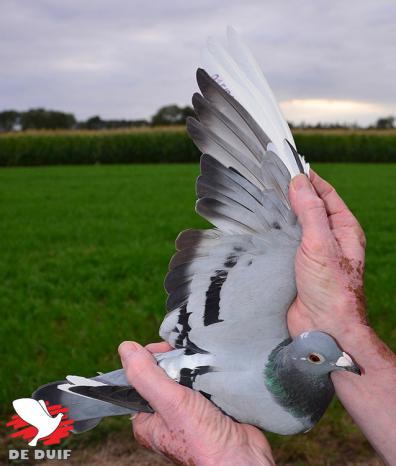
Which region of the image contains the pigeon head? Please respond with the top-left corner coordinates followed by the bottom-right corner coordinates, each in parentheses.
top-left (290, 331), bottom-right (361, 376)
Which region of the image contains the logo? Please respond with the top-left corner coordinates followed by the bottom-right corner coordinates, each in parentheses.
top-left (6, 399), bottom-right (74, 461)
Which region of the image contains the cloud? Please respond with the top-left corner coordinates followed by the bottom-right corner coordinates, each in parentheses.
top-left (280, 99), bottom-right (395, 126)
top-left (0, 0), bottom-right (395, 125)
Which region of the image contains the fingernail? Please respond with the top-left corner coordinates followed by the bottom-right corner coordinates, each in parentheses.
top-left (118, 341), bottom-right (142, 359)
top-left (291, 174), bottom-right (310, 191)
top-left (130, 413), bottom-right (139, 421)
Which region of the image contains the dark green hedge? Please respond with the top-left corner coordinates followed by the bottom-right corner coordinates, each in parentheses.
top-left (0, 130), bottom-right (395, 166)
top-left (295, 133), bottom-right (396, 163)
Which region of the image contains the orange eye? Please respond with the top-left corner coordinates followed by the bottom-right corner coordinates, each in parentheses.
top-left (308, 353), bottom-right (324, 364)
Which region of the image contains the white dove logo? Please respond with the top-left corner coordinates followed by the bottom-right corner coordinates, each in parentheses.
top-left (12, 399), bottom-right (63, 447)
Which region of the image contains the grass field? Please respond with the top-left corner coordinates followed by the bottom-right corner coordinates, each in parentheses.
top-left (1, 163), bottom-right (395, 464)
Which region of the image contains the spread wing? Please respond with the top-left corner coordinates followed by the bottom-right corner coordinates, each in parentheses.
top-left (160, 29), bottom-right (309, 357)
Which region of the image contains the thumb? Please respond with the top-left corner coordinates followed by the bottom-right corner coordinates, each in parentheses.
top-left (289, 174), bottom-right (333, 252)
top-left (118, 341), bottom-right (187, 418)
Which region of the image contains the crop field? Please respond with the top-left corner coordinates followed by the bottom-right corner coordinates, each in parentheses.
top-left (1, 128), bottom-right (396, 165)
top-left (1, 162), bottom-right (395, 465)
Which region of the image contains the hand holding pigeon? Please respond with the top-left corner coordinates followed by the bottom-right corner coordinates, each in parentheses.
top-left (287, 170), bottom-right (367, 342)
top-left (120, 341), bottom-right (275, 466)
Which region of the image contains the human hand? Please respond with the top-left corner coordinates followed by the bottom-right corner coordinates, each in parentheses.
top-left (287, 170), bottom-right (368, 343)
top-left (286, 173), bottom-right (396, 465)
top-left (118, 341), bottom-right (275, 466)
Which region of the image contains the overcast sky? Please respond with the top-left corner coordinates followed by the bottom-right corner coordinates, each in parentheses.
top-left (1, 0), bottom-right (395, 125)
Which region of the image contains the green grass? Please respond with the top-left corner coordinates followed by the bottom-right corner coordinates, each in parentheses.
top-left (1, 163), bottom-right (395, 463)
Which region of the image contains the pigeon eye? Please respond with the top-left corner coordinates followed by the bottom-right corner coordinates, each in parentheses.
top-left (308, 353), bottom-right (324, 364)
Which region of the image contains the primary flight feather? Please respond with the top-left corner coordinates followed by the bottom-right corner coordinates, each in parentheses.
top-left (33, 28), bottom-right (360, 435)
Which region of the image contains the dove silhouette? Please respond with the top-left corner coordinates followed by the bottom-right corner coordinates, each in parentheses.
top-left (12, 398), bottom-right (63, 446)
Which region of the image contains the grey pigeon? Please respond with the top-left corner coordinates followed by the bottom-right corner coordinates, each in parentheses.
top-left (33, 28), bottom-right (360, 436)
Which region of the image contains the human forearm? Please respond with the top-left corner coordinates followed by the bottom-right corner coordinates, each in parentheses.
top-left (331, 323), bottom-right (396, 464)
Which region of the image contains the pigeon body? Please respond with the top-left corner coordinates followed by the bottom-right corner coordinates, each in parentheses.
top-left (32, 28), bottom-right (360, 435)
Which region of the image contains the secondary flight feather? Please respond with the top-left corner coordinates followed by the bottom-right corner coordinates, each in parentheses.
top-left (32, 27), bottom-right (360, 436)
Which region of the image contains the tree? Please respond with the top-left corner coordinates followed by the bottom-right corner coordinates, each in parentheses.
top-left (20, 108), bottom-right (76, 130)
top-left (375, 116), bottom-right (394, 129)
top-left (84, 116), bottom-right (106, 130)
top-left (180, 105), bottom-right (195, 122)
top-left (0, 110), bottom-right (20, 131)
top-left (151, 105), bottom-right (195, 126)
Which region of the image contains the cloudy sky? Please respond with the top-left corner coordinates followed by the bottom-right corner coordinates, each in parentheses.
top-left (1, 0), bottom-right (395, 125)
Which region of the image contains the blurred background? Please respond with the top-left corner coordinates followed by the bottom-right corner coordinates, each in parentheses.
top-left (1, 1), bottom-right (395, 464)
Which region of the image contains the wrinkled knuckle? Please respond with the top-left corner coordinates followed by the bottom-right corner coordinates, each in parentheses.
top-left (161, 387), bottom-right (188, 415)
top-left (322, 185), bottom-right (336, 200)
top-left (306, 196), bottom-right (325, 211)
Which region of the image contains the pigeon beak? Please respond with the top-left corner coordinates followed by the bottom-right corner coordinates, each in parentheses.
top-left (335, 352), bottom-right (361, 375)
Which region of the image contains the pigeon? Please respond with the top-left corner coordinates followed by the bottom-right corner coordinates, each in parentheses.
top-left (32, 27), bottom-right (361, 436)
top-left (12, 398), bottom-right (64, 446)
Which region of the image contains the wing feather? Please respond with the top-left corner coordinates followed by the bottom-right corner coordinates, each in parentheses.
top-left (161, 30), bottom-right (306, 361)
top-left (226, 26), bottom-right (295, 146)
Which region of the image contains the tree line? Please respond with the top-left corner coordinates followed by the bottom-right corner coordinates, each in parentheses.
top-left (0, 106), bottom-right (394, 132)
top-left (0, 105), bottom-right (195, 132)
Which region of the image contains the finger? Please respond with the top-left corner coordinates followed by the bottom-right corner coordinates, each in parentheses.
top-left (119, 341), bottom-right (188, 418)
top-left (309, 170), bottom-right (349, 217)
top-left (310, 170), bottom-right (366, 248)
top-left (145, 341), bottom-right (173, 354)
top-left (289, 174), bottom-right (333, 252)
